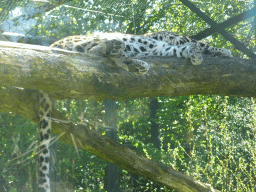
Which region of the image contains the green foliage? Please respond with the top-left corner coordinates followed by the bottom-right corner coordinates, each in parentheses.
top-left (1, 97), bottom-right (255, 191)
top-left (118, 96), bottom-right (256, 191)
top-left (177, 96), bottom-right (256, 191)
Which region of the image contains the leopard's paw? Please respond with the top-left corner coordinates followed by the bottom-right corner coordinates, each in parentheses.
top-left (125, 59), bottom-right (150, 74)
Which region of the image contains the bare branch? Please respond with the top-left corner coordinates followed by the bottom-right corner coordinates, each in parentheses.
top-left (180, 0), bottom-right (256, 58)
top-left (190, 6), bottom-right (256, 40)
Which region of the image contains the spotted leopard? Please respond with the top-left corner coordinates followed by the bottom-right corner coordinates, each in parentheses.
top-left (50, 31), bottom-right (231, 74)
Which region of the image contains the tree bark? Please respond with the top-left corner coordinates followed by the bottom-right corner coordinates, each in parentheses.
top-left (1, 40), bottom-right (254, 192)
top-left (0, 41), bottom-right (256, 101)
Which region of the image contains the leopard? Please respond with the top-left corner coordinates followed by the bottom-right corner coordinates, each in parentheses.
top-left (50, 31), bottom-right (231, 74)
top-left (35, 31), bottom-right (231, 192)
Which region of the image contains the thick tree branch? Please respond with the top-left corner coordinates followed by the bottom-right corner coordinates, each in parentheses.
top-left (0, 41), bottom-right (256, 102)
top-left (0, 87), bottom-right (219, 192)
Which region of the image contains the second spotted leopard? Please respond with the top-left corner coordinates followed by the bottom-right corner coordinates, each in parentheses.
top-left (51, 32), bottom-right (231, 74)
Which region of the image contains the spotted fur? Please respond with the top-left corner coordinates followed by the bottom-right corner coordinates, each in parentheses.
top-left (38, 91), bottom-right (52, 192)
top-left (143, 31), bottom-right (231, 57)
top-left (50, 31), bottom-right (231, 73)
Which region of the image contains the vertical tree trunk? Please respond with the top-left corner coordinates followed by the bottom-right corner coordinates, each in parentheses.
top-left (149, 97), bottom-right (161, 191)
top-left (104, 100), bottom-right (120, 192)
top-left (150, 98), bottom-right (160, 149)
